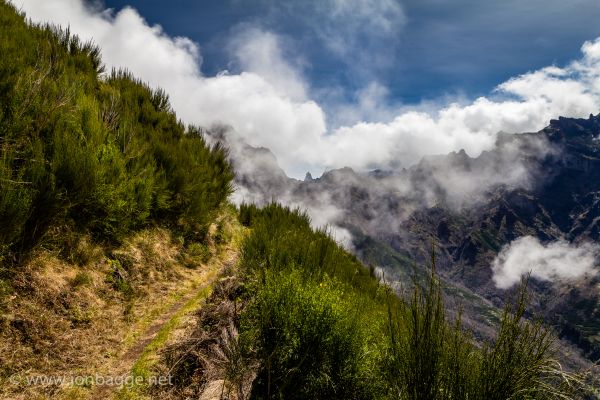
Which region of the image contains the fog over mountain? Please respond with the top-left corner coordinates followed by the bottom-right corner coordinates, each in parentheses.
top-left (214, 114), bottom-right (600, 365)
top-left (492, 236), bottom-right (600, 289)
top-left (212, 122), bottom-right (558, 249)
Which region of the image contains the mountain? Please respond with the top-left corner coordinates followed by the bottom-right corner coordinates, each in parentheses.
top-left (227, 114), bottom-right (600, 365)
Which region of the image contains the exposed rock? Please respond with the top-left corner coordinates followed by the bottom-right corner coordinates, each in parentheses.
top-left (225, 113), bottom-right (600, 366)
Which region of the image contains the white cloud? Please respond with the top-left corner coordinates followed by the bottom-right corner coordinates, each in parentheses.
top-left (14, 0), bottom-right (600, 179)
top-left (227, 27), bottom-right (308, 101)
top-left (492, 236), bottom-right (600, 289)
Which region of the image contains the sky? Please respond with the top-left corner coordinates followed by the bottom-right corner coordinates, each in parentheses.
top-left (99, 0), bottom-right (600, 104)
top-left (14, 0), bottom-right (600, 178)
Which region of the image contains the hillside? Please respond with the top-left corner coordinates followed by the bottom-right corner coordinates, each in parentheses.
top-left (153, 203), bottom-right (599, 399)
top-left (229, 112), bottom-right (600, 367)
top-left (0, 2), bottom-right (237, 399)
top-left (0, 2), bottom-right (598, 399)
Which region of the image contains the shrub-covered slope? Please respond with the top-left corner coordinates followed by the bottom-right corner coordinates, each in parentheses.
top-left (229, 111), bottom-right (600, 367)
top-left (160, 203), bottom-right (596, 400)
top-left (0, 1), bottom-right (233, 264)
top-left (0, 3), bottom-right (235, 398)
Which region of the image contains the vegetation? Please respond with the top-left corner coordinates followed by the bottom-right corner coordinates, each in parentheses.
top-left (0, 2), bottom-right (595, 399)
top-left (232, 203), bottom-right (592, 399)
top-left (0, 1), bottom-right (233, 265)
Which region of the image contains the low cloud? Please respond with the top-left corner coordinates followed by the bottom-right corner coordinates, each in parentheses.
top-left (492, 236), bottom-right (600, 289)
top-left (16, 0), bottom-right (600, 179)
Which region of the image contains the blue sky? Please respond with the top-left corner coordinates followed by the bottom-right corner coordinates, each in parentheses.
top-left (101, 0), bottom-right (600, 104)
top-left (21, 0), bottom-right (600, 177)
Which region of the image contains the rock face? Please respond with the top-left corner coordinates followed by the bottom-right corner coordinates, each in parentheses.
top-left (230, 114), bottom-right (600, 365)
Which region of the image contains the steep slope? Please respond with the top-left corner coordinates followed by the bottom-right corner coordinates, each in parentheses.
top-left (154, 203), bottom-right (598, 399)
top-left (0, 3), bottom-right (238, 399)
top-left (229, 114), bottom-right (600, 365)
top-left (1, 1), bottom-right (598, 397)
top-left (394, 116), bottom-right (600, 361)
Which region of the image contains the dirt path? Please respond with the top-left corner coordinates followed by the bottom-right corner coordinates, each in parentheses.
top-left (93, 250), bottom-right (238, 399)
top-left (120, 289), bottom-right (202, 371)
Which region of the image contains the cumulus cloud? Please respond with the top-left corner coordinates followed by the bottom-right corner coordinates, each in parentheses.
top-left (492, 236), bottom-right (600, 289)
top-left (15, 0), bottom-right (600, 179)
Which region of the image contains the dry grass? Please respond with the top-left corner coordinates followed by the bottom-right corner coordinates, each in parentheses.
top-left (153, 269), bottom-right (256, 400)
top-left (0, 221), bottom-right (234, 400)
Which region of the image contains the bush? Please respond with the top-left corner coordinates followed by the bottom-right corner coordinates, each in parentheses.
top-left (185, 242), bottom-right (211, 264)
top-left (235, 203), bottom-right (588, 399)
top-left (240, 202), bottom-right (379, 296)
top-left (243, 269), bottom-right (374, 400)
top-left (0, 3), bottom-right (233, 262)
top-left (473, 283), bottom-right (564, 400)
top-left (238, 203), bottom-right (260, 227)
top-left (383, 263), bottom-right (585, 400)
top-left (70, 271), bottom-right (92, 288)
top-left (383, 257), bottom-right (479, 399)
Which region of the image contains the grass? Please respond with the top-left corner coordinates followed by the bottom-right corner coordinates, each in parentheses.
top-left (119, 266), bottom-right (219, 350)
top-left (0, 219), bottom-right (239, 400)
top-left (113, 206), bottom-right (244, 400)
top-left (0, 2), bottom-right (595, 397)
top-left (115, 283), bottom-right (216, 400)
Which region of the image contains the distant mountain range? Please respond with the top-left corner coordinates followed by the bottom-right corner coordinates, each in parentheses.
top-left (216, 114), bottom-right (600, 367)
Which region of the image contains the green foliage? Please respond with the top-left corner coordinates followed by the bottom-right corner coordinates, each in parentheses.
top-left (384, 264), bottom-right (590, 400)
top-left (239, 203), bottom-right (387, 399)
top-left (237, 203), bottom-right (589, 399)
top-left (106, 258), bottom-right (135, 300)
top-left (0, 2), bottom-right (233, 262)
top-left (0, 278), bottom-right (11, 299)
top-left (184, 242), bottom-right (211, 264)
top-left (238, 202), bottom-right (260, 227)
top-left (243, 269), bottom-right (373, 400)
top-left (385, 260), bottom-right (453, 399)
top-left (473, 283), bottom-right (567, 400)
top-left (240, 202), bottom-right (380, 296)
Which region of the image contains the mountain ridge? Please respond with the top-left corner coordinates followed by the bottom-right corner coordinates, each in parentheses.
top-left (227, 113), bottom-right (600, 365)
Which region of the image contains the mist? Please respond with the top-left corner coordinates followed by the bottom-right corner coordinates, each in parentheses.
top-left (16, 0), bottom-right (600, 254)
top-left (492, 236), bottom-right (600, 289)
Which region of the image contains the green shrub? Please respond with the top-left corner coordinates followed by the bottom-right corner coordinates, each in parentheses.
top-left (186, 242), bottom-right (210, 264)
top-left (383, 258), bottom-right (478, 399)
top-left (106, 259), bottom-right (135, 300)
top-left (236, 203), bottom-right (588, 399)
top-left (0, 2), bottom-right (233, 262)
top-left (243, 269), bottom-right (375, 400)
top-left (0, 278), bottom-right (12, 301)
top-left (383, 264), bottom-right (585, 400)
top-left (473, 283), bottom-right (566, 400)
top-left (238, 202), bottom-right (260, 227)
top-left (240, 202), bottom-right (379, 296)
